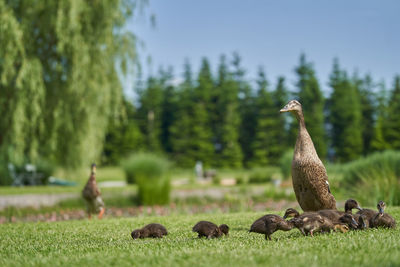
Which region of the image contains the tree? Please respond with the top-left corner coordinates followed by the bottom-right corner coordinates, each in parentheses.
top-left (328, 59), bottom-right (362, 162)
top-left (0, 0), bottom-right (143, 168)
top-left (384, 76), bottom-right (400, 149)
top-left (294, 54), bottom-right (327, 159)
top-left (249, 68), bottom-right (276, 166)
top-left (272, 76), bottom-right (289, 154)
top-left (371, 82), bottom-right (390, 151)
top-left (213, 55), bottom-right (243, 167)
top-left (232, 53), bottom-right (257, 167)
top-left (169, 60), bottom-right (197, 167)
top-left (354, 74), bottom-right (376, 155)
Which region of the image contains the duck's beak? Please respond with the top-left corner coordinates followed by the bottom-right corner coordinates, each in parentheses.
top-left (280, 106), bottom-right (289, 113)
top-left (378, 207), bottom-right (384, 215)
top-left (356, 206), bottom-right (363, 211)
top-left (283, 214), bottom-right (288, 219)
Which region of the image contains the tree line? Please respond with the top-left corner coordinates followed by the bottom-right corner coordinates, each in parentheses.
top-left (103, 53), bottom-right (400, 167)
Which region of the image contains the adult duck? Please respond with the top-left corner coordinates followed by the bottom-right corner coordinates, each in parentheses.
top-left (82, 163), bottom-right (105, 219)
top-left (280, 100), bottom-right (336, 211)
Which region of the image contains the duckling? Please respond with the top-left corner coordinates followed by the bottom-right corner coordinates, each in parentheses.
top-left (371, 201), bottom-right (396, 229)
top-left (290, 213), bottom-right (334, 236)
top-left (334, 224), bottom-right (350, 233)
top-left (280, 100), bottom-right (336, 211)
top-left (318, 199), bottom-right (362, 223)
top-left (131, 223), bottom-right (168, 239)
top-left (354, 214), bottom-right (369, 230)
top-left (82, 163), bottom-right (105, 219)
top-left (249, 214), bottom-right (294, 240)
top-left (357, 200), bottom-right (386, 226)
top-left (192, 221), bottom-right (229, 239)
top-left (338, 214), bottom-right (359, 230)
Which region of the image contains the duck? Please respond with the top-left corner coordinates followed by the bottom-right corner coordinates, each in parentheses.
top-left (131, 223), bottom-right (168, 239)
top-left (249, 214), bottom-right (294, 240)
top-left (318, 199), bottom-right (362, 223)
top-left (82, 163), bottom-right (105, 219)
top-left (280, 100), bottom-right (336, 211)
top-left (371, 201), bottom-right (396, 229)
top-left (356, 200), bottom-right (388, 226)
top-left (284, 207), bottom-right (358, 232)
top-left (192, 221), bottom-right (229, 239)
top-left (289, 213), bottom-right (334, 236)
top-left (354, 214), bottom-right (369, 230)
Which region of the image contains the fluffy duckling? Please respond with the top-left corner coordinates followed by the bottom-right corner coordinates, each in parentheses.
top-left (131, 223), bottom-right (168, 239)
top-left (290, 213), bottom-right (334, 237)
top-left (249, 214), bottom-right (294, 240)
top-left (192, 221), bottom-right (229, 239)
top-left (371, 201), bottom-right (396, 229)
top-left (318, 199), bottom-right (362, 223)
top-left (82, 163), bottom-right (105, 219)
top-left (338, 214), bottom-right (359, 230)
top-left (354, 214), bottom-right (369, 230)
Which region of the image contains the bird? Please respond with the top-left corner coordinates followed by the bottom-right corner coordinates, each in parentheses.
top-left (280, 100), bottom-right (336, 211)
top-left (250, 214), bottom-right (294, 240)
top-left (82, 163), bottom-right (105, 219)
top-left (356, 201), bottom-right (384, 226)
top-left (370, 201), bottom-right (396, 229)
top-left (354, 214), bottom-right (369, 230)
top-left (317, 199), bottom-right (362, 223)
top-left (289, 213), bottom-right (334, 237)
top-left (192, 221), bottom-right (229, 239)
top-left (131, 223), bottom-right (168, 239)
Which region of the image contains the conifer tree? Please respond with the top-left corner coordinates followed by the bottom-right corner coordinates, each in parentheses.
top-left (169, 60), bottom-right (197, 167)
top-left (213, 55), bottom-right (243, 168)
top-left (384, 76), bottom-right (400, 149)
top-left (294, 54), bottom-right (327, 159)
top-left (371, 82), bottom-right (389, 151)
top-left (249, 68), bottom-right (275, 166)
top-left (328, 59), bottom-right (362, 162)
top-left (273, 76), bottom-right (289, 153)
top-left (232, 53), bottom-right (257, 167)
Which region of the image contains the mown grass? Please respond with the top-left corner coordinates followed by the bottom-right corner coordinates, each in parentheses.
top-left (1, 208), bottom-right (399, 267)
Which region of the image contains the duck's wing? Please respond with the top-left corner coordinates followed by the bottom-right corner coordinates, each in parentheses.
top-left (82, 180), bottom-right (101, 201)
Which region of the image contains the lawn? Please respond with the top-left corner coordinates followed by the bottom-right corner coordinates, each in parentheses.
top-left (1, 208), bottom-right (399, 267)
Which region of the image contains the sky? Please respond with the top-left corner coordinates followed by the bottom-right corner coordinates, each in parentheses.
top-left (127, 0), bottom-right (400, 95)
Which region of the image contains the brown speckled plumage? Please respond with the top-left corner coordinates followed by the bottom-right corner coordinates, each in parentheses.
top-left (82, 164), bottom-right (104, 217)
top-left (192, 221), bottom-right (229, 239)
top-left (250, 214), bottom-right (294, 240)
top-left (131, 223), bottom-right (168, 239)
top-left (318, 199), bottom-right (362, 224)
top-left (370, 201), bottom-right (396, 229)
top-left (280, 100), bottom-right (336, 211)
top-left (290, 213), bottom-right (334, 236)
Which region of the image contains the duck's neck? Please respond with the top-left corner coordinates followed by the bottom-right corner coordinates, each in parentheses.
top-left (293, 110), bottom-right (318, 159)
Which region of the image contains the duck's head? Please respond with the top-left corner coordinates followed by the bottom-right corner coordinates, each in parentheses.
top-left (219, 224), bottom-right (230, 235)
top-left (344, 199), bottom-right (362, 213)
top-left (283, 208), bottom-right (300, 219)
top-left (280, 100), bottom-right (302, 114)
top-left (377, 201), bottom-right (386, 216)
top-left (334, 224), bottom-right (349, 233)
top-left (91, 163), bottom-right (97, 174)
top-left (339, 214), bottom-right (358, 229)
top-left (131, 229), bottom-right (141, 239)
top-left (358, 214), bottom-right (368, 229)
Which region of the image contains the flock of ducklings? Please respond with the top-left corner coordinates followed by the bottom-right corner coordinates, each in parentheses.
top-left (131, 199), bottom-right (396, 240)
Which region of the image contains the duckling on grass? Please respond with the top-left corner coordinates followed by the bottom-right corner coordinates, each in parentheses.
top-left (192, 221), bottom-right (229, 239)
top-left (250, 214), bottom-right (294, 241)
top-left (131, 223), bottom-right (168, 239)
top-left (371, 201), bottom-right (396, 229)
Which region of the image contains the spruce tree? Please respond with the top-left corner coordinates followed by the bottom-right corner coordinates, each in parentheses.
top-left (371, 82), bottom-right (389, 151)
top-left (384, 76), bottom-right (400, 149)
top-left (328, 59), bottom-right (363, 162)
top-left (249, 67), bottom-right (276, 166)
top-left (232, 53), bottom-right (257, 167)
top-left (294, 54), bottom-right (327, 159)
top-left (354, 74), bottom-right (376, 155)
top-left (272, 76), bottom-right (289, 154)
top-left (169, 60), bottom-right (197, 167)
top-left (213, 55), bottom-right (243, 168)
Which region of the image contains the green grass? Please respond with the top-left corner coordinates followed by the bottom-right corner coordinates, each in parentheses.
top-left (1, 208), bottom-right (399, 267)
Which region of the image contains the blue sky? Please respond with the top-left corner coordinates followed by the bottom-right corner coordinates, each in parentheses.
top-left (127, 0), bottom-right (400, 94)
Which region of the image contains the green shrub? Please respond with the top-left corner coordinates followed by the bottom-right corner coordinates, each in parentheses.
top-left (0, 163), bottom-right (12, 186)
top-left (248, 168), bottom-right (273, 184)
top-left (121, 153), bottom-right (171, 205)
top-left (235, 175), bottom-right (247, 185)
top-left (279, 149), bottom-right (293, 180)
top-left (340, 150), bottom-right (400, 206)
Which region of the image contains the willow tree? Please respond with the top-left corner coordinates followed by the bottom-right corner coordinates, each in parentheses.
top-left (0, 0), bottom-right (143, 167)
